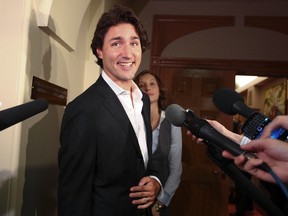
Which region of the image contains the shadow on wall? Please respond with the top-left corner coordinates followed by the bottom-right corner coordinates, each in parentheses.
top-left (16, 10), bottom-right (63, 216)
top-left (20, 105), bottom-right (63, 216)
top-left (0, 105), bottom-right (63, 216)
top-left (0, 170), bottom-right (12, 215)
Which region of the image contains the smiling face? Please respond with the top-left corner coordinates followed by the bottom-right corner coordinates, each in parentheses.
top-left (96, 23), bottom-right (142, 90)
top-left (137, 73), bottom-right (160, 105)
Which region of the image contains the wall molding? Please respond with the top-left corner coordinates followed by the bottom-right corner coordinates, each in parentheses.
top-left (33, 0), bottom-right (91, 51)
top-left (245, 16), bottom-right (288, 35)
top-left (151, 57), bottom-right (288, 77)
top-left (151, 15), bottom-right (235, 56)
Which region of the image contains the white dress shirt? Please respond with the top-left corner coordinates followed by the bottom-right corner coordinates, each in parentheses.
top-left (102, 71), bottom-right (148, 167)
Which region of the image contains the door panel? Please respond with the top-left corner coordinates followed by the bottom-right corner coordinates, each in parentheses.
top-left (159, 68), bottom-right (235, 216)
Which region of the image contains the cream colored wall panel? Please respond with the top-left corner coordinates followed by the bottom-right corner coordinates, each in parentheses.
top-left (34, 0), bottom-right (91, 51)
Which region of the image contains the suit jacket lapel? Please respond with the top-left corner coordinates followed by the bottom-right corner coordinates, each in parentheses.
top-left (141, 94), bottom-right (152, 157)
top-left (96, 76), bottom-right (145, 163)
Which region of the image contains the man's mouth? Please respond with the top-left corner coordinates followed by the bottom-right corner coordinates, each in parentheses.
top-left (118, 62), bottom-right (133, 66)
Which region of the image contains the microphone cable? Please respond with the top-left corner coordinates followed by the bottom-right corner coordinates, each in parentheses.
top-left (248, 154), bottom-right (288, 202)
top-left (205, 142), bottom-right (287, 216)
top-left (244, 147), bottom-right (288, 202)
top-left (268, 168), bottom-right (288, 201)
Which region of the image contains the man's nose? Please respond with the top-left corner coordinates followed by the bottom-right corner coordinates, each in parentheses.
top-left (122, 45), bottom-right (133, 58)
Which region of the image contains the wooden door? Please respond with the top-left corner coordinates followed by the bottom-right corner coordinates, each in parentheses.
top-left (158, 67), bottom-right (235, 216)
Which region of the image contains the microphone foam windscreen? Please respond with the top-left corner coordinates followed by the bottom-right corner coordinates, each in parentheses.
top-left (213, 88), bottom-right (244, 115)
top-left (165, 104), bottom-right (186, 126)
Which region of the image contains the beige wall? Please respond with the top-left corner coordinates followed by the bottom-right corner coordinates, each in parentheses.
top-left (0, 1), bottom-right (27, 215)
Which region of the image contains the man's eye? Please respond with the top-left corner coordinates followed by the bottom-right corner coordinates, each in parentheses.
top-left (131, 42), bottom-right (139, 46)
top-left (112, 42), bottom-right (120, 47)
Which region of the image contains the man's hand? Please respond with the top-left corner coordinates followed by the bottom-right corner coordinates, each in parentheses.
top-left (129, 176), bottom-right (160, 209)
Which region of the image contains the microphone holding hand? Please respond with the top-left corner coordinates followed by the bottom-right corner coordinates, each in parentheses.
top-left (213, 88), bottom-right (288, 141)
top-left (165, 104), bottom-right (267, 165)
top-left (165, 103), bottom-right (274, 173)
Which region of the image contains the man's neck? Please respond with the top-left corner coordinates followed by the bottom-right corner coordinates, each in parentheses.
top-left (115, 80), bottom-right (133, 92)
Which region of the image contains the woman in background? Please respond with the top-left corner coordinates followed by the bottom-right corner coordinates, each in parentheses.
top-left (135, 70), bottom-right (183, 216)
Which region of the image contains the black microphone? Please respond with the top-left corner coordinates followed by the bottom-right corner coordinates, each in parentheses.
top-left (165, 104), bottom-right (271, 172)
top-left (166, 104), bottom-right (252, 157)
top-left (0, 99), bottom-right (49, 131)
top-left (213, 88), bottom-right (288, 141)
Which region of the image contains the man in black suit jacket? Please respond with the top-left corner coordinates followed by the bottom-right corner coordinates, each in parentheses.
top-left (58, 5), bottom-right (165, 216)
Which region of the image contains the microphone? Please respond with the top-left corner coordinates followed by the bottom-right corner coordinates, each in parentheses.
top-left (165, 104), bottom-right (271, 171)
top-left (166, 104), bottom-right (252, 157)
top-left (213, 88), bottom-right (288, 141)
top-left (0, 99), bottom-right (49, 131)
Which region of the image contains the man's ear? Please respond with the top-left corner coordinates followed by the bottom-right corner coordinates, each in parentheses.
top-left (96, 48), bottom-right (103, 59)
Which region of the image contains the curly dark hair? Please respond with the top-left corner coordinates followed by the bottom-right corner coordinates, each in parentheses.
top-left (134, 70), bottom-right (168, 112)
top-left (90, 5), bottom-right (149, 68)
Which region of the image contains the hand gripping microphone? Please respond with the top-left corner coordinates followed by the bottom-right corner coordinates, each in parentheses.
top-left (0, 99), bottom-right (49, 131)
top-left (166, 104), bottom-right (254, 157)
top-left (165, 104), bottom-right (271, 171)
top-left (213, 88), bottom-right (288, 141)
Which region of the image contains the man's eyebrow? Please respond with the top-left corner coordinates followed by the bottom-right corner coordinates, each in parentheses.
top-left (108, 36), bottom-right (140, 43)
top-left (109, 36), bottom-right (122, 42)
top-left (131, 36), bottom-right (140, 40)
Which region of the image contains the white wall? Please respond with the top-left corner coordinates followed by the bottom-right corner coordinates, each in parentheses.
top-left (0, 1), bottom-right (31, 215)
